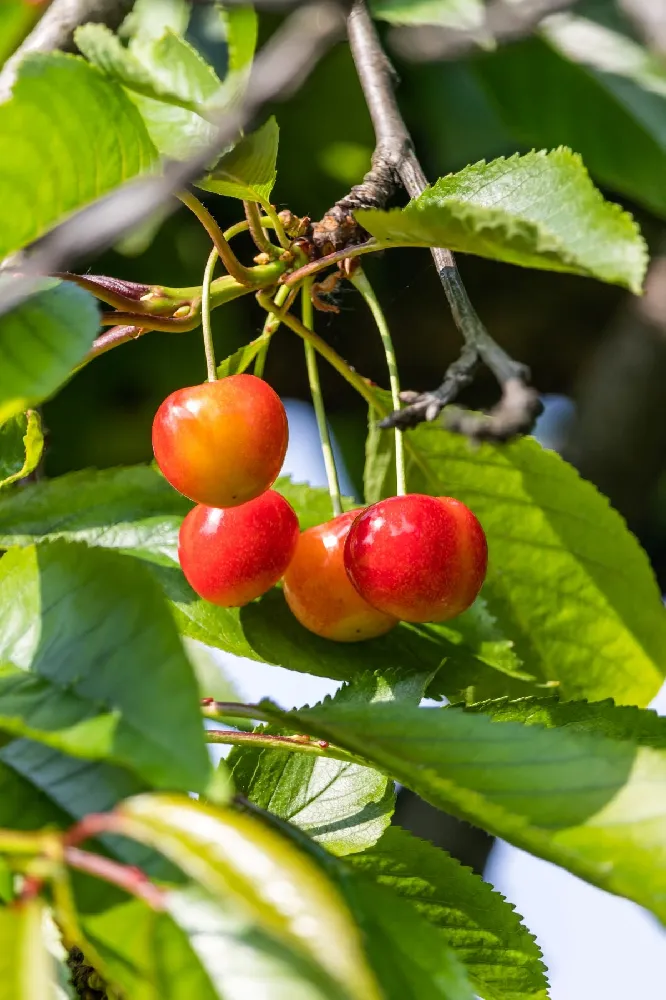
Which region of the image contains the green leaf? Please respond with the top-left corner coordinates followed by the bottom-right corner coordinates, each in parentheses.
top-left (0, 541), bottom-right (210, 791)
top-left (216, 332), bottom-right (271, 377)
top-left (370, 0), bottom-right (483, 29)
top-left (0, 411), bottom-right (43, 490)
top-left (269, 697), bottom-right (666, 923)
top-left (215, 5), bottom-right (259, 110)
top-left (0, 898), bottom-right (60, 999)
top-left (114, 793), bottom-right (383, 1000)
top-left (348, 827), bottom-right (548, 1000)
top-left (474, 16), bottom-right (666, 220)
top-left (366, 419), bottom-right (666, 706)
top-left (356, 147), bottom-right (647, 293)
top-left (0, 465), bottom-right (190, 562)
top-left (0, 282), bottom-right (99, 425)
top-left (227, 670), bottom-right (433, 858)
top-left (197, 118), bottom-right (280, 204)
top-left (0, 53), bottom-right (156, 260)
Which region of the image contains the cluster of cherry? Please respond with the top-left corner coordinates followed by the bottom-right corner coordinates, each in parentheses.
top-left (152, 374), bottom-right (488, 643)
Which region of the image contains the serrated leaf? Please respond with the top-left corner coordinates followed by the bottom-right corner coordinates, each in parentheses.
top-left (0, 282), bottom-right (99, 425)
top-left (216, 332), bottom-right (271, 378)
top-left (227, 670), bottom-right (432, 857)
top-left (268, 697), bottom-right (666, 923)
top-left (0, 466), bottom-right (536, 703)
top-left (0, 541), bottom-right (210, 791)
top-left (357, 148), bottom-right (647, 293)
top-left (197, 118), bottom-right (279, 204)
top-left (0, 53), bottom-right (156, 260)
top-left (0, 898), bottom-right (60, 999)
top-left (475, 16), bottom-right (666, 220)
top-left (114, 793), bottom-right (382, 1000)
top-left (370, 0), bottom-right (483, 29)
top-left (348, 827), bottom-right (549, 1000)
top-left (0, 411), bottom-right (43, 489)
top-left (366, 419), bottom-right (666, 706)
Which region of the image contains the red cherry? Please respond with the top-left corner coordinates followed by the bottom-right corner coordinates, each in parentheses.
top-left (344, 494), bottom-right (487, 623)
top-left (152, 374), bottom-right (288, 508)
top-left (179, 490), bottom-right (299, 607)
top-left (283, 510), bottom-right (397, 642)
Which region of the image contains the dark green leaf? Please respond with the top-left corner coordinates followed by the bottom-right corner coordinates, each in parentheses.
top-left (0, 541), bottom-right (210, 791)
top-left (0, 411), bottom-right (43, 489)
top-left (197, 117), bottom-right (279, 204)
top-left (366, 419), bottom-right (666, 706)
top-left (0, 898), bottom-right (60, 999)
top-left (0, 282), bottom-right (99, 424)
top-left (348, 827), bottom-right (548, 1000)
top-left (269, 697), bottom-right (666, 922)
top-left (114, 793), bottom-right (383, 1000)
top-left (474, 17), bottom-right (666, 219)
top-left (0, 53), bottom-right (156, 260)
top-left (357, 148), bottom-right (647, 293)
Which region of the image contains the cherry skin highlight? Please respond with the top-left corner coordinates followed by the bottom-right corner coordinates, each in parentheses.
top-left (178, 490), bottom-right (299, 607)
top-left (344, 494), bottom-right (487, 623)
top-left (152, 374), bottom-right (288, 508)
top-left (283, 510), bottom-right (397, 642)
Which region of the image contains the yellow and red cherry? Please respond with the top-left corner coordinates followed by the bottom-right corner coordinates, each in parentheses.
top-left (283, 510), bottom-right (397, 642)
top-left (152, 374), bottom-right (288, 508)
top-left (178, 490), bottom-right (299, 607)
top-left (344, 494), bottom-right (487, 623)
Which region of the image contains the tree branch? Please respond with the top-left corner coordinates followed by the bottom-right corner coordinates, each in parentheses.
top-left (0, 0), bottom-right (345, 319)
top-left (0, 0), bottom-right (135, 103)
top-left (345, 0), bottom-right (540, 441)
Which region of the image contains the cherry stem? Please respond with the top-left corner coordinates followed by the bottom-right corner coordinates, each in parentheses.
top-left (205, 729), bottom-right (362, 764)
top-left (263, 204), bottom-right (290, 250)
top-left (178, 190), bottom-right (257, 287)
top-left (244, 200), bottom-right (277, 256)
top-left (352, 267), bottom-right (406, 495)
top-left (302, 278), bottom-right (342, 516)
top-left (201, 247), bottom-right (219, 381)
top-left (256, 292), bottom-right (390, 417)
top-left (254, 283), bottom-right (292, 378)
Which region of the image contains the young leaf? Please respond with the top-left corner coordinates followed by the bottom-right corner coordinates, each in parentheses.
top-left (0, 411), bottom-right (43, 490)
top-left (366, 419), bottom-right (666, 707)
top-left (214, 5), bottom-right (259, 111)
top-left (216, 331), bottom-right (271, 377)
top-left (356, 148), bottom-right (647, 293)
top-left (227, 669), bottom-right (432, 858)
top-left (349, 827), bottom-right (549, 1000)
top-left (0, 541), bottom-right (210, 792)
top-left (196, 117), bottom-right (279, 204)
top-left (0, 282), bottom-right (99, 425)
top-left (113, 793), bottom-right (383, 1000)
top-left (0, 898), bottom-right (60, 1000)
top-left (0, 53), bottom-right (156, 260)
top-left (475, 16), bottom-right (666, 220)
top-left (271, 697), bottom-right (666, 923)
top-left (370, 0), bottom-right (483, 29)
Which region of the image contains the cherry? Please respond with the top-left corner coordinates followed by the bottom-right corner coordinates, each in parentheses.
top-left (178, 490), bottom-right (299, 607)
top-left (152, 374), bottom-right (288, 508)
top-left (344, 494), bottom-right (487, 623)
top-left (283, 510), bottom-right (396, 642)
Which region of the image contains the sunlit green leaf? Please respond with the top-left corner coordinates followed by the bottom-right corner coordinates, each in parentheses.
top-left (0, 898), bottom-right (60, 1000)
top-left (197, 118), bottom-right (279, 204)
top-left (370, 0), bottom-right (483, 29)
top-left (0, 411), bottom-right (43, 489)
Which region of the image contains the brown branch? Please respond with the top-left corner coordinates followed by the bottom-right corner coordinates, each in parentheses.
top-left (0, 0), bottom-right (135, 103)
top-left (0, 0), bottom-right (346, 319)
top-left (390, 0), bottom-right (577, 63)
top-left (346, 0), bottom-right (539, 442)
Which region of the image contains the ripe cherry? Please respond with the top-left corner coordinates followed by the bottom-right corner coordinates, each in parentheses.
top-left (283, 510), bottom-right (396, 642)
top-left (152, 374), bottom-right (288, 508)
top-left (179, 490), bottom-right (299, 607)
top-left (344, 494), bottom-right (487, 623)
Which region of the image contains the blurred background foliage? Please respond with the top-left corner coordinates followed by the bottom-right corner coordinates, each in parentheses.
top-left (14, 0), bottom-right (666, 585)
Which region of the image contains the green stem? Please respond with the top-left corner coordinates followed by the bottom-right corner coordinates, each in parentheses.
top-left (352, 267), bottom-right (406, 495)
top-left (0, 830), bottom-right (51, 855)
top-left (253, 283), bottom-right (293, 377)
top-left (302, 279), bottom-right (342, 516)
top-left (205, 729), bottom-right (363, 765)
top-left (244, 200), bottom-right (278, 256)
top-left (201, 247), bottom-right (218, 381)
top-left (257, 292), bottom-right (390, 417)
top-left (178, 191), bottom-right (259, 287)
top-left (263, 203), bottom-right (291, 250)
